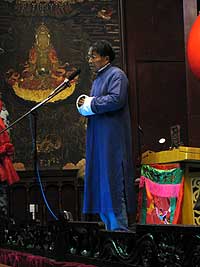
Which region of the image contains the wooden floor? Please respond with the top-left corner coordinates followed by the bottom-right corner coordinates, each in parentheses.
top-left (0, 264), bottom-right (11, 267)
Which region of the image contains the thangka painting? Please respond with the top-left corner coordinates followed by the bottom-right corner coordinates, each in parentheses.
top-left (0, 0), bottom-right (123, 170)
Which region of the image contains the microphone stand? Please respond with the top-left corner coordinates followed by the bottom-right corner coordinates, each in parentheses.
top-left (0, 79), bottom-right (72, 222)
top-left (0, 79), bottom-right (70, 135)
top-left (31, 110), bottom-right (38, 175)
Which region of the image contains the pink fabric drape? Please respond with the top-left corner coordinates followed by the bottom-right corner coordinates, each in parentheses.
top-left (0, 249), bottom-right (96, 267)
top-left (140, 176), bottom-right (181, 198)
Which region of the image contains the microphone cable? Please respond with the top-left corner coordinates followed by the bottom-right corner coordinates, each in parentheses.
top-left (29, 114), bottom-right (58, 221)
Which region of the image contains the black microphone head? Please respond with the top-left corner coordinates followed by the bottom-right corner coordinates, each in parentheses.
top-left (68, 68), bottom-right (81, 81)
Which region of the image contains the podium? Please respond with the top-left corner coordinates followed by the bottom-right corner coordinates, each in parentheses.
top-left (141, 146), bottom-right (200, 225)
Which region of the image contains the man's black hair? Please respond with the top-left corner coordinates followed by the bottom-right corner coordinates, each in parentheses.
top-left (90, 40), bottom-right (115, 62)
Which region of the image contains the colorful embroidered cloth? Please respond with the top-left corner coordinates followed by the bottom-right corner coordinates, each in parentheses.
top-left (138, 164), bottom-right (184, 224)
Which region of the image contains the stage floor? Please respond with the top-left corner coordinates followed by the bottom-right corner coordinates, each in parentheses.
top-left (53, 221), bottom-right (200, 267)
top-left (1, 221), bottom-right (200, 267)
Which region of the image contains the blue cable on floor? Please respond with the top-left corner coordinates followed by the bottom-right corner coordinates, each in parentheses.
top-left (36, 163), bottom-right (58, 220)
top-left (29, 114), bottom-right (58, 221)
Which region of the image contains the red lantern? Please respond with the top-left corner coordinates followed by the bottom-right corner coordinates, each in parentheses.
top-left (187, 15), bottom-right (200, 79)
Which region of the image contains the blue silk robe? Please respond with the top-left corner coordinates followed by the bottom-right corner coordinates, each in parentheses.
top-left (83, 65), bottom-right (135, 214)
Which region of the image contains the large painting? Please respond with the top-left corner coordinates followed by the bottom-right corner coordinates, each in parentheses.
top-left (0, 0), bottom-right (124, 170)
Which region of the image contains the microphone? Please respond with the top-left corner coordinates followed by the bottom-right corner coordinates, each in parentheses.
top-left (66, 68), bottom-right (81, 83)
top-left (49, 68), bottom-right (81, 97)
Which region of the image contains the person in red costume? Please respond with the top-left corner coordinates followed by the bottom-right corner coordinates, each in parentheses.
top-left (0, 99), bottom-right (19, 185)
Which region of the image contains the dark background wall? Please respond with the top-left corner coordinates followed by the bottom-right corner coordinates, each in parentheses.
top-left (0, 0), bottom-right (122, 171)
top-left (123, 0), bottom-right (200, 179)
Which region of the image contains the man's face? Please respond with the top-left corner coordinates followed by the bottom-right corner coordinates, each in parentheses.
top-left (87, 48), bottom-right (109, 72)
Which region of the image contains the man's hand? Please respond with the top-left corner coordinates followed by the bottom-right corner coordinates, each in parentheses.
top-left (76, 94), bottom-right (95, 116)
top-left (78, 96), bottom-right (86, 107)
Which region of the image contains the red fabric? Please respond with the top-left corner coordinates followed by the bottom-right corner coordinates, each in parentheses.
top-left (146, 195), bottom-right (171, 224)
top-left (1, 157), bottom-right (20, 184)
top-left (150, 163), bottom-right (180, 170)
top-left (172, 177), bottom-right (184, 224)
top-left (0, 109), bottom-right (19, 185)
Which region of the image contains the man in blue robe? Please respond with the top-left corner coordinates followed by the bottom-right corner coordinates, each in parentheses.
top-left (76, 40), bottom-right (136, 231)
